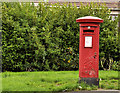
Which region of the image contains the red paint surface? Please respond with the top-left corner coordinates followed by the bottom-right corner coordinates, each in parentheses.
top-left (76, 16), bottom-right (103, 23)
top-left (76, 16), bottom-right (103, 78)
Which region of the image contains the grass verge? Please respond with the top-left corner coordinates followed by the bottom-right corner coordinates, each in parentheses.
top-left (2, 70), bottom-right (118, 92)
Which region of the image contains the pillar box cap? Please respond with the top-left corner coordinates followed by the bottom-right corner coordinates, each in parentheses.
top-left (76, 16), bottom-right (103, 23)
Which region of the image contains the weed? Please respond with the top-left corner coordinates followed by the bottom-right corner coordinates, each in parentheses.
top-left (78, 82), bottom-right (98, 90)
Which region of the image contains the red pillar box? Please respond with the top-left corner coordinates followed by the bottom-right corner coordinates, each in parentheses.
top-left (76, 16), bottom-right (103, 86)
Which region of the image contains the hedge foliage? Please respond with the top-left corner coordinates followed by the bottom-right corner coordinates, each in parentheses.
top-left (2, 2), bottom-right (119, 71)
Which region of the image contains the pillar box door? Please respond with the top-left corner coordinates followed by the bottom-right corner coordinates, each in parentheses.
top-left (76, 16), bottom-right (103, 86)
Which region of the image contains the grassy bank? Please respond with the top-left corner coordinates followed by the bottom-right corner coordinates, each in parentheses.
top-left (2, 70), bottom-right (118, 92)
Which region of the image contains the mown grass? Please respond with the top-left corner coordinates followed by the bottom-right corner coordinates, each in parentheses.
top-left (99, 70), bottom-right (119, 90)
top-left (2, 70), bottom-right (119, 92)
top-left (0, 73), bottom-right (2, 93)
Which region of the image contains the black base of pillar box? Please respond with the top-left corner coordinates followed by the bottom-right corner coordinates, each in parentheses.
top-left (79, 78), bottom-right (99, 86)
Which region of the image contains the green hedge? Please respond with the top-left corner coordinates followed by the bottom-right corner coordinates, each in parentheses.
top-left (2, 2), bottom-right (119, 71)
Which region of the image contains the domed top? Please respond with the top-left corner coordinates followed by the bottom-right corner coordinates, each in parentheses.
top-left (76, 16), bottom-right (103, 23)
